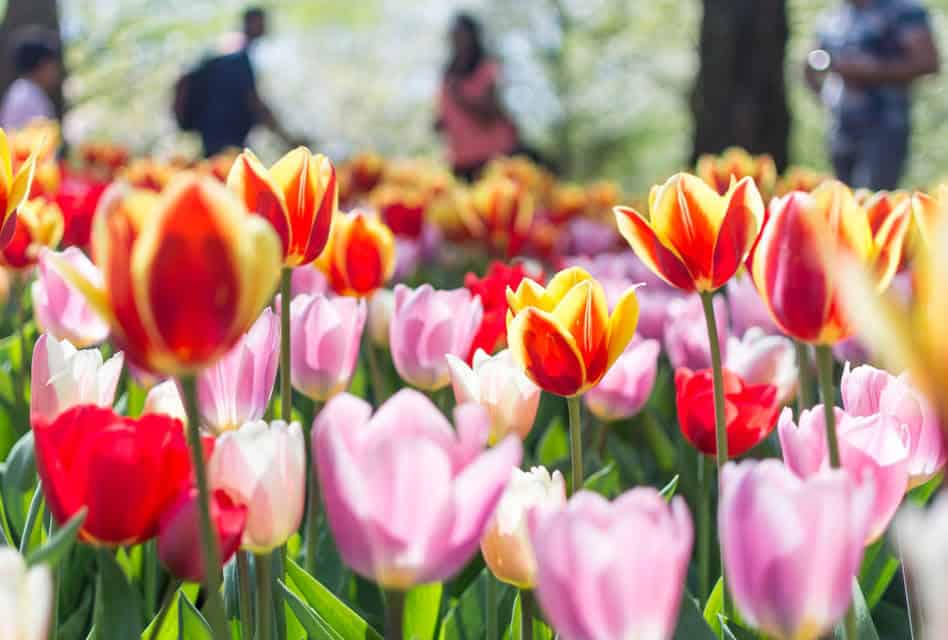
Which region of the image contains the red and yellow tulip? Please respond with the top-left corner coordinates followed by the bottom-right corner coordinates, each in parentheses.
top-left (0, 128), bottom-right (38, 249)
top-left (614, 172), bottom-right (765, 292)
top-left (228, 147), bottom-right (338, 267)
top-left (54, 174), bottom-right (281, 374)
top-left (775, 166), bottom-right (830, 196)
top-left (467, 177), bottom-right (535, 258)
top-left (315, 209), bottom-right (395, 297)
top-left (696, 147), bottom-right (777, 200)
top-left (505, 267), bottom-right (639, 397)
top-left (752, 181), bottom-right (910, 344)
top-left (0, 198), bottom-right (63, 269)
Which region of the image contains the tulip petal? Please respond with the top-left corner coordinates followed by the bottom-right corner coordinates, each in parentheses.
top-left (227, 150), bottom-right (291, 256)
top-left (508, 307), bottom-right (587, 396)
top-left (605, 285), bottom-right (640, 370)
top-left (655, 174), bottom-right (724, 287)
top-left (711, 177), bottom-right (764, 289)
top-left (614, 206), bottom-right (695, 291)
top-left (870, 200), bottom-right (911, 290)
top-left (552, 280), bottom-right (610, 385)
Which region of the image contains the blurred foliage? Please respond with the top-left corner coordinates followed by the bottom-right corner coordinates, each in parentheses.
top-left (58, 0), bottom-right (948, 193)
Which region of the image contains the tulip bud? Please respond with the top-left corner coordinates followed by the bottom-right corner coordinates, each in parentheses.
top-left (315, 209), bottom-right (395, 297)
top-left (725, 328), bottom-right (798, 406)
top-left (0, 127), bottom-right (37, 251)
top-left (480, 467), bottom-right (565, 588)
top-left (0, 547), bottom-right (53, 640)
top-left (585, 338), bottom-right (661, 421)
top-left (142, 379), bottom-right (187, 424)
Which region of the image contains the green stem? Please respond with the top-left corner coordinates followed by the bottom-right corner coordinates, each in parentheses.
top-left (520, 589), bottom-right (534, 640)
top-left (305, 403), bottom-right (323, 578)
top-left (363, 331), bottom-right (388, 405)
top-left (793, 341), bottom-right (815, 412)
top-left (146, 579), bottom-right (181, 640)
top-left (815, 346), bottom-right (841, 468)
top-left (12, 276), bottom-right (27, 434)
top-left (486, 572), bottom-right (498, 640)
top-left (845, 608), bottom-right (857, 640)
top-left (696, 455), bottom-right (711, 604)
top-left (384, 589), bottom-right (405, 640)
top-left (280, 267), bottom-right (292, 421)
top-left (255, 553), bottom-right (273, 640)
top-left (143, 541), bottom-right (158, 617)
top-left (272, 548), bottom-right (287, 640)
top-left (237, 552), bottom-right (254, 640)
top-left (641, 411), bottom-right (676, 472)
top-left (179, 376), bottom-right (228, 640)
top-left (567, 396), bottom-right (584, 494)
top-left (19, 480), bottom-right (43, 553)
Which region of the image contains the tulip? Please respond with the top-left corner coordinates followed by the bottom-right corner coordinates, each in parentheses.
top-left (367, 288), bottom-right (394, 348)
top-left (528, 488), bottom-right (692, 640)
top-left (676, 367), bottom-right (779, 458)
top-left (466, 177), bottom-right (535, 258)
top-left (664, 294), bottom-right (729, 371)
top-left (719, 460), bottom-right (874, 640)
top-left (389, 284), bottom-right (483, 391)
top-left (585, 338), bottom-right (660, 421)
top-left (775, 166), bottom-right (830, 196)
top-left (371, 184), bottom-right (427, 238)
top-left (0, 547), bottom-right (53, 640)
top-left (464, 261), bottom-right (543, 361)
top-left (33, 405), bottom-right (195, 545)
top-left (726, 272), bottom-right (780, 337)
top-left (549, 183), bottom-right (587, 223)
top-left (481, 466), bottom-right (566, 589)
top-left (31, 247), bottom-right (109, 347)
top-left (51, 174), bottom-right (282, 375)
top-left (227, 147), bottom-right (337, 266)
top-left (197, 308), bottom-right (279, 432)
top-left (30, 334), bottom-right (123, 426)
top-left (158, 487), bottom-right (247, 582)
top-left (208, 420), bottom-right (306, 553)
top-left (447, 349), bottom-right (541, 443)
top-left (895, 492), bottom-right (948, 640)
top-left (0, 127), bottom-right (37, 250)
top-left (752, 182), bottom-right (910, 344)
top-left (841, 363), bottom-right (945, 488)
top-left (290, 293), bottom-right (366, 401)
top-left (314, 390), bottom-right (522, 589)
top-left (566, 218), bottom-right (618, 256)
top-left (506, 267), bottom-right (639, 397)
top-left (696, 147), bottom-right (777, 200)
top-left (0, 198), bottom-right (63, 269)
top-left (778, 406), bottom-right (909, 542)
top-left (119, 158), bottom-right (176, 192)
top-left (614, 173), bottom-right (765, 292)
top-left (143, 379), bottom-right (187, 423)
top-left (635, 289), bottom-right (680, 342)
top-left (315, 209), bottom-right (395, 297)
top-left (291, 266), bottom-right (329, 298)
top-left (54, 171), bottom-right (108, 249)
top-left (725, 327), bottom-right (798, 406)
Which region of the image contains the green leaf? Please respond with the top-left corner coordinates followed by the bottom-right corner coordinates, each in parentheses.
top-left (438, 570), bottom-right (515, 640)
top-left (96, 549), bottom-right (144, 638)
top-left (537, 416), bottom-right (568, 467)
top-left (285, 558), bottom-right (381, 640)
top-left (833, 581), bottom-right (879, 640)
top-left (703, 578), bottom-right (755, 637)
top-left (27, 507), bottom-right (87, 568)
top-left (179, 594), bottom-right (213, 640)
top-left (141, 584), bottom-right (200, 640)
top-left (403, 582), bottom-right (442, 640)
top-left (59, 586), bottom-right (94, 640)
top-left (502, 591), bottom-right (553, 640)
top-left (280, 580), bottom-right (338, 639)
top-left (720, 618), bottom-right (760, 640)
top-left (673, 592), bottom-right (717, 640)
top-left (5, 431), bottom-right (35, 491)
top-left (582, 461), bottom-right (620, 498)
top-left (659, 475), bottom-right (680, 501)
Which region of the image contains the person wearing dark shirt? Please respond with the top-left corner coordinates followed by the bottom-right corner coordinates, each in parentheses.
top-left (805, 0), bottom-right (939, 189)
top-left (194, 7), bottom-right (299, 157)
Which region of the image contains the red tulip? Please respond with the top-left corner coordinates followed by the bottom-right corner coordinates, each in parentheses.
top-left (675, 367), bottom-right (779, 458)
top-left (464, 261), bottom-right (543, 362)
top-left (33, 405), bottom-right (197, 546)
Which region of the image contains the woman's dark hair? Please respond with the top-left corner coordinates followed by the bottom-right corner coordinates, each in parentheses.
top-left (12, 27), bottom-right (59, 75)
top-left (447, 13), bottom-right (485, 76)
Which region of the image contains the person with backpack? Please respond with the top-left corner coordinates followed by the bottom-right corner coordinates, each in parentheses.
top-left (175, 7), bottom-right (301, 157)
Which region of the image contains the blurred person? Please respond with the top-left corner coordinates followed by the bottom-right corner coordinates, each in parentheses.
top-left (177, 7), bottom-right (301, 156)
top-left (806, 0), bottom-right (939, 190)
top-left (0, 27), bottom-right (61, 130)
top-left (436, 14), bottom-right (519, 181)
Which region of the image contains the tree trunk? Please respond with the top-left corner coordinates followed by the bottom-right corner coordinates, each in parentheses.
top-left (690, 0), bottom-right (790, 171)
top-left (0, 0), bottom-right (63, 116)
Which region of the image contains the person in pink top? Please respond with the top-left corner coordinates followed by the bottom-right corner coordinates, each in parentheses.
top-left (437, 14), bottom-right (519, 181)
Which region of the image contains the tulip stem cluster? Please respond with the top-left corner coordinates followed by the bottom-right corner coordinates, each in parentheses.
top-left (237, 552), bottom-right (254, 640)
top-left (567, 396), bottom-right (584, 493)
top-left (384, 588), bottom-right (406, 640)
top-left (255, 553), bottom-right (273, 640)
top-left (280, 267), bottom-right (293, 421)
top-left (179, 375), bottom-right (229, 640)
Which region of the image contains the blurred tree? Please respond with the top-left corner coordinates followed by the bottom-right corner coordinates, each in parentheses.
top-left (0, 0), bottom-right (63, 116)
top-left (690, 0), bottom-right (790, 170)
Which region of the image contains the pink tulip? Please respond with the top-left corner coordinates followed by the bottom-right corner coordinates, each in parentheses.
top-left (566, 218), bottom-right (619, 256)
top-left (833, 337), bottom-right (871, 366)
top-left (389, 284), bottom-right (483, 390)
top-left (30, 334), bottom-right (123, 426)
top-left (394, 237), bottom-right (421, 281)
top-left (778, 406), bottom-right (909, 543)
top-left (314, 390), bottom-right (522, 589)
top-left (585, 338), bottom-right (660, 421)
top-left (143, 379), bottom-right (187, 423)
top-left (665, 294), bottom-right (728, 371)
top-left (528, 488), bottom-right (692, 640)
top-left (841, 363), bottom-right (946, 488)
top-left (208, 420), bottom-right (306, 553)
top-left (291, 266), bottom-right (330, 298)
top-left (636, 289), bottom-right (681, 342)
top-left (197, 309), bottom-right (279, 433)
top-left (726, 272), bottom-right (779, 337)
top-left (725, 328), bottom-right (798, 405)
top-left (447, 349), bottom-right (540, 444)
top-left (720, 460), bottom-right (874, 640)
top-left (289, 293), bottom-right (366, 402)
top-left (32, 248), bottom-right (109, 348)
top-left (895, 491), bottom-right (948, 640)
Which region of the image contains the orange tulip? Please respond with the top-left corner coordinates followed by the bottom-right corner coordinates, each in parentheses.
top-left (696, 147), bottom-right (777, 200)
top-left (614, 173), bottom-right (765, 292)
top-left (548, 184), bottom-right (587, 223)
top-left (506, 267), bottom-right (639, 397)
top-left (467, 177), bottom-right (535, 258)
top-left (0, 198), bottom-right (63, 269)
top-left (0, 128), bottom-right (37, 250)
top-left (775, 166), bottom-right (830, 196)
top-left (120, 158), bottom-right (177, 192)
top-left (228, 148), bottom-right (338, 267)
top-left (906, 188), bottom-right (944, 251)
top-left (752, 181), bottom-right (910, 344)
top-left (315, 209), bottom-right (395, 297)
top-left (53, 174), bottom-right (281, 374)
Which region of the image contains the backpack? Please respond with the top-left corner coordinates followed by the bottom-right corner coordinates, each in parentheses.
top-left (173, 61), bottom-right (209, 131)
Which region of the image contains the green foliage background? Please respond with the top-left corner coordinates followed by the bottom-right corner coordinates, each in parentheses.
top-left (58, 0), bottom-right (948, 193)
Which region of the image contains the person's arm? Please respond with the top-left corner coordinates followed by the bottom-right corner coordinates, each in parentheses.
top-left (249, 91), bottom-right (303, 147)
top-left (446, 64), bottom-right (505, 123)
top-left (834, 25), bottom-right (939, 85)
